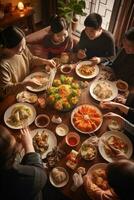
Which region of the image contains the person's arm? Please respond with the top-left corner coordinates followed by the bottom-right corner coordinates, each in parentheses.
top-left (104, 112), bottom-right (134, 136)
top-left (26, 45), bottom-right (56, 69)
top-left (100, 101), bottom-right (129, 114)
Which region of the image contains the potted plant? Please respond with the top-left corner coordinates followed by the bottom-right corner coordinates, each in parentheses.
top-left (58, 0), bottom-right (86, 32)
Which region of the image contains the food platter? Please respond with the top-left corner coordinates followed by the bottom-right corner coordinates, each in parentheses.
top-left (31, 128), bottom-right (57, 159)
top-left (4, 103), bottom-right (36, 129)
top-left (98, 131), bottom-right (133, 162)
top-left (24, 72), bottom-right (49, 92)
top-left (47, 75), bottom-right (81, 111)
top-left (76, 61), bottom-right (99, 79)
top-left (16, 91), bottom-right (38, 103)
top-left (80, 138), bottom-right (97, 160)
top-left (49, 167), bottom-right (69, 187)
top-left (89, 80), bottom-right (118, 101)
top-left (86, 163), bottom-right (110, 190)
top-left (71, 104), bottom-right (103, 134)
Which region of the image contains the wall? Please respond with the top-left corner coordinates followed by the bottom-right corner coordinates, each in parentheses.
top-left (0, 0), bottom-right (42, 23)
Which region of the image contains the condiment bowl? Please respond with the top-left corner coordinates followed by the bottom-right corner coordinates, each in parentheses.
top-left (65, 132), bottom-right (80, 147)
top-left (60, 64), bottom-right (72, 74)
top-left (35, 114), bottom-right (50, 128)
top-left (55, 123), bottom-right (69, 136)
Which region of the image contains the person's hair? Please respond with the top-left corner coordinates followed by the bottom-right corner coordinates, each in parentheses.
top-left (50, 15), bottom-right (68, 33)
top-left (124, 27), bottom-right (134, 42)
top-left (0, 26), bottom-right (24, 49)
top-left (106, 159), bottom-right (134, 200)
top-left (84, 13), bottom-right (102, 29)
top-left (0, 125), bottom-right (17, 169)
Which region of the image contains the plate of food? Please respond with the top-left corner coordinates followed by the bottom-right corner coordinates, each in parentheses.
top-left (49, 167), bottom-right (69, 187)
top-left (71, 104), bottom-right (103, 134)
top-left (90, 80), bottom-right (118, 101)
top-left (76, 61), bottom-right (99, 79)
top-left (24, 72), bottom-right (49, 92)
top-left (16, 91), bottom-right (38, 103)
top-left (80, 138), bottom-right (97, 160)
top-left (86, 163), bottom-right (109, 190)
top-left (31, 128), bottom-right (57, 159)
top-left (47, 75), bottom-right (81, 111)
top-left (98, 131), bottom-right (133, 162)
top-left (4, 103), bottom-right (36, 129)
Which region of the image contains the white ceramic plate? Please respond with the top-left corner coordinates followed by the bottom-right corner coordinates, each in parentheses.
top-left (49, 167), bottom-right (69, 188)
top-left (4, 103), bottom-right (36, 129)
top-left (24, 72), bottom-right (49, 92)
top-left (89, 80), bottom-right (118, 101)
top-left (31, 128), bottom-right (57, 159)
top-left (76, 61), bottom-right (99, 79)
top-left (71, 104), bottom-right (103, 134)
top-left (98, 131), bottom-right (133, 162)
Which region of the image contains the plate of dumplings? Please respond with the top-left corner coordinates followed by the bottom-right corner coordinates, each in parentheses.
top-left (49, 167), bottom-right (69, 187)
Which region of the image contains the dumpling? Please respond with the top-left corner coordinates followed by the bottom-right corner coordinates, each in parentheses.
top-left (52, 168), bottom-right (67, 184)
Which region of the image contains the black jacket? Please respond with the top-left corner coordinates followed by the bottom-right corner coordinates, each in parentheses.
top-left (0, 152), bottom-right (47, 200)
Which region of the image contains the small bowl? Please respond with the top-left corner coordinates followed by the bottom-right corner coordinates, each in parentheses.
top-left (60, 64), bottom-right (72, 74)
top-left (116, 80), bottom-right (128, 92)
top-left (108, 119), bottom-right (122, 131)
top-left (65, 132), bottom-right (80, 147)
top-left (55, 123), bottom-right (69, 136)
top-left (35, 114), bottom-right (50, 128)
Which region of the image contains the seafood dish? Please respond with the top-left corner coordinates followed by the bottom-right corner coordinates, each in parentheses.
top-left (71, 104), bottom-right (103, 134)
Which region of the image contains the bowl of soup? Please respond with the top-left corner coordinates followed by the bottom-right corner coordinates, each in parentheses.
top-left (65, 131), bottom-right (80, 147)
top-left (35, 114), bottom-right (50, 128)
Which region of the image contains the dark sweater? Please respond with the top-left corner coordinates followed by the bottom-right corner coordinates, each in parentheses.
top-left (76, 29), bottom-right (115, 60)
top-left (43, 34), bottom-right (73, 58)
top-left (112, 49), bottom-right (134, 85)
top-left (0, 152), bottom-right (47, 200)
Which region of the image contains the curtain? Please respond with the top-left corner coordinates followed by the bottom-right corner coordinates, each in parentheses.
top-left (113, 0), bottom-right (134, 48)
top-left (42, 0), bottom-right (58, 26)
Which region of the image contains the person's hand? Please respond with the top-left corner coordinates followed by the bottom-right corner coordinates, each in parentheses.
top-left (90, 57), bottom-right (101, 65)
top-left (20, 128), bottom-right (35, 153)
top-left (45, 59), bottom-right (56, 68)
top-left (77, 49), bottom-right (87, 59)
top-left (107, 144), bottom-right (127, 160)
top-left (100, 101), bottom-right (118, 110)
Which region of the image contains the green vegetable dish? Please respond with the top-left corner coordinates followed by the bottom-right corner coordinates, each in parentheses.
top-left (47, 75), bottom-right (81, 111)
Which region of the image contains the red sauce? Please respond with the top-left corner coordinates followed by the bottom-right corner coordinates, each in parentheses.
top-left (37, 116), bottom-right (49, 126)
top-left (68, 136), bottom-right (78, 146)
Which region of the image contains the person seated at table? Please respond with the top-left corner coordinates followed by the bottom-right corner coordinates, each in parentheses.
top-left (0, 26), bottom-right (56, 99)
top-left (0, 125), bottom-right (47, 200)
top-left (76, 13), bottom-right (115, 64)
top-left (111, 27), bottom-right (134, 85)
top-left (84, 157), bottom-right (133, 200)
top-left (106, 159), bottom-right (134, 200)
top-left (0, 125), bottom-right (71, 200)
top-left (42, 15), bottom-right (73, 59)
top-left (83, 147), bottom-right (126, 200)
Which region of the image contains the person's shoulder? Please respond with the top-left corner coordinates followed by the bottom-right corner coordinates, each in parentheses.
top-left (102, 30), bottom-right (114, 39)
